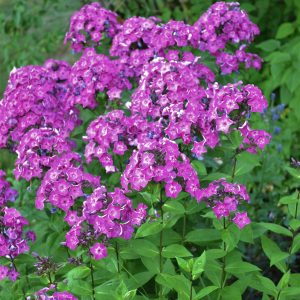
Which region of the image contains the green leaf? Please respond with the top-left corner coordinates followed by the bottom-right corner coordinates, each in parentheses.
top-left (286, 167), bottom-right (300, 179)
top-left (130, 239), bottom-right (159, 258)
top-left (125, 272), bottom-right (154, 290)
top-left (68, 280), bottom-right (92, 296)
top-left (228, 130), bottom-right (243, 148)
top-left (141, 256), bottom-right (160, 274)
top-left (281, 286), bottom-right (300, 296)
top-left (195, 286), bottom-right (219, 300)
top-left (124, 290), bottom-right (137, 300)
top-left (289, 219), bottom-right (300, 231)
top-left (140, 192), bottom-right (159, 204)
top-left (192, 160), bottom-right (207, 176)
top-left (256, 39), bottom-right (281, 52)
top-left (291, 234), bottom-right (300, 254)
top-left (276, 22), bottom-right (295, 39)
top-left (221, 286), bottom-right (242, 300)
top-left (135, 221), bottom-right (163, 238)
top-left (277, 271), bottom-right (290, 290)
top-left (176, 257), bottom-right (191, 273)
top-left (162, 244), bottom-right (192, 258)
top-left (192, 251), bottom-right (206, 279)
top-left (235, 152), bottom-right (260, 177)
top-left (225, 261), bottom-right (260, 275)
top-left (155, 273), bottom-right (190, 298)
top-left (203, 172), bottom-right (230, 181)
top-left (239, 224), bottom-right (254, 243)
top-left (185, 229), bottom-right (221, 244)
top-left (206, 249), bottom-right (227, 259)
top-left (247, 274), bottom-right (278, 296)
top-left (222, 224), bottom-right (240, 251)
top-left (279, 192), bottom-right (299, 205)
top-left (261, 236), bottom-right (289, 267)
top-left (163, 200), bottom-right (185, 215)
top-left (259, 222), bottom-right (292, 237)
top-left (66, 266), bottom-right (90, 280)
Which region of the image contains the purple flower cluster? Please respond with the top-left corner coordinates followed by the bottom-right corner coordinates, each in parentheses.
top-left (196, 179), bottom-right (250, 228)
top-left (65, 186), bottom-right (147, 259)
top-left (0, 3), bottom-right (271, 278)
top-left (121, 139), bottom-right (199, 199)
top-left (65, 2), bottom-right (120, 52)
top-left (68, 48), bottom-right (132, 108)
top-left (35, 152), bottom-right (99, 212)
top-left (0, 171), bottom-right (35, 281)
top-left (14, 128), bottom-right (75, 181)
top-left (194, 2), bottom-right (261, 73)
top-left (36, 285), bottom-right (77, 300)
top-left (68, 2), bottom-right (262, 76)
top-left (0, 65), bottom-right (81, 149)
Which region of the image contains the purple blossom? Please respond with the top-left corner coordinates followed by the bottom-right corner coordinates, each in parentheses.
top-left (90, 242), bottom-right (107, 260)
top-left (233, 212), bottom-right (251, 229)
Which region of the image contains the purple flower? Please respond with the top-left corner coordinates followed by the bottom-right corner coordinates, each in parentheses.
top-left (0, 265), bottom-right (8, 280)
top-left (233, 212), bottom-right (251, 229)
top-left (165, 181), bottom-right (182, 199)
top-left (212, 202), bottom-right (230, 219)
top-left (90, 243), bottom-right (107, 260)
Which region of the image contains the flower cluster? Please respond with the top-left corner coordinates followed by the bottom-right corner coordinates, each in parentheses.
top-left (68, 48), bottom-right (132, 108)
top-left (0, 65), bottom-right (81, 149)
top-left (194, 2), bottom-right (262, 73)
top-left (239, 122), bottom-right (271, 153)
top-left (70, 2), bottom-right (262, 76)
top-left (64, 2), bottom-right (120, 52)
top-left (35, 152), bottom-right (99, 212)
top-left (121, 139), bottom-right (200, 198)
top-left (196, 179), bottom-right (251, 228)
top-left (0, 171), bottom-right (35, 281)
top-left (36, 285), bottom-right (77, 300)
top-left (0, 4), bottom-right (271, 285)
top-left (14, 128), bottom-right (75, 181)
top-left (65, 186), bottom-right (147, 258)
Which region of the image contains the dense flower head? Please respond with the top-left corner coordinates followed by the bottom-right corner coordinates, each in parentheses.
top-left (195, 2), bottom-right (259, 52)
top-left (130, 59), bottom-right (268, 155)
top-left (0, 65), bottom-right (81, 149)
top-left (14, 128), bottom-right (75, 181)
top-left (110, 16), bottom-right (159, 57)
top-left (64, 2), bottom-right (120, 52)
top-left (64, 186), bottom-right (147, 256)
top-left (0, 208), bottom-right (35, 277)
top-left (35, 152), bottom-right (100, 212)
top-left (0, 173), bottom-right (33, 269)
top-left (121, 138), bottom-right (200, 198)
top-left (36, 284), bottom-right (78, 300)
top-left (0, 170), bottom-right (18, 206)
top-left (84, 110), bottom-right (162, 172)
top-left (44, 59), bottom-right (71, 83)
top-left (68, 48), bottom-right (132, 108)
top-left (239, 122), bottom-right (271, 153)
top-left (0, 265), bottom-right (18, 281)
top-left (110, 17), bottom-right (200, 77)
top-left (196, 179), bottom-right (250, 227)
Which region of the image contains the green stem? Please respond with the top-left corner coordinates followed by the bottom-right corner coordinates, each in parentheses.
top-left (189, 278), bottom-right (193, 300)
top-left (200, 276), bottom-right (212, 300)
top-left (159, 187), bottom-right (164, 299)
top-left (231, 150), bottom-right (238, 183)
top-left (294, 191), bottom-right (299, 219)
top-left (115, 241), bottom-right (121, 274)
top-left (182, 213), bottom-right (186, 244)
top-left (89, 258), bottom-right (95, 300)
